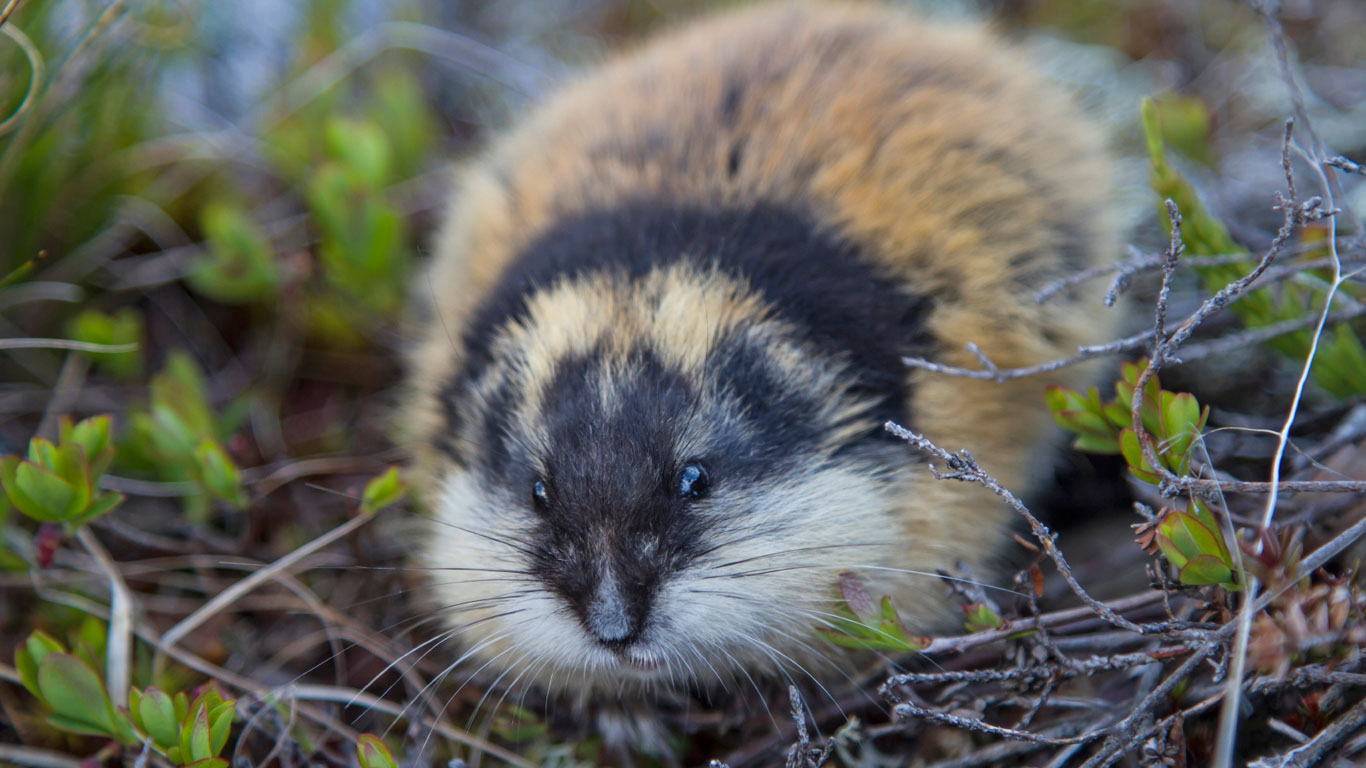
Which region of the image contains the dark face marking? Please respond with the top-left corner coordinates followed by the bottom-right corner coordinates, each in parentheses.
top-left (461, 202), bottom-right (931, 432)
top-left (444, 202), bottom-right (934, 648)
top-left (520, 349), bottom-right (711, 648)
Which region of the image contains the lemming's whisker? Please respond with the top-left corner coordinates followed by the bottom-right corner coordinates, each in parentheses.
top-left (701, 561), bottom-right (1025, 598)
top-left (699, 561), bottom-right (851, 580)
top-left (383, 620), bottom-right (524, 737)
top-left (731, 630), bottom-right (816, 720)
top-left (708, 589), bottom-right (948, 674)
top-left (693, 589), bottom-right (914, 680)
top-left (684, 587), bottom-right (843, 604)
top-left (514, 654), bottom-right (556, 727)
top-left (307, 563), bottom-right (513, 573)
top-left (747, 630), bottom-right (839, 725)
top-left (687, 643), bottom-right (729, 695)
top-left (339, 581), bottom-right (532, 611)
top-left (701, 542), bottom-right (888, 571)
top-left (361, 609), bottom-right (526, 716)
top-left (415, 565), bottom-right (537, 575)
top-left (480, 648), bottom-right (551, 734)
top-left (849, 565), bottom-right (1027, 597)
top-left (427, 590), bottom-right (537, 614)
top-left (465, 646), bottom-right (529, 732)
top-left (407, 601), bottom-right (551, 748)
top-left (419, 628), bottom-right (539, 760)
top-left (714, 643), bottom-right (780, 730)
top-left (765, 622), bottom-right (864, 687)
top-left (425, 519), bottom-right (540, 559)
top-left (421, 575), bottom-right (538, 589)
top-left (263, 604), bottom-right (496, 711)
top-left (356, 625), bottom-right (465, 713)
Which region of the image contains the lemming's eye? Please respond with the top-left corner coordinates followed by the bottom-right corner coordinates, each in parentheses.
top-left (677, 463), bottom-right (709, 499)
top-left (532, 480), bottom-right (550, 510)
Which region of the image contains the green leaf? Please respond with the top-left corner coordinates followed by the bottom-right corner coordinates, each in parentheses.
top-left (208, 701), bottom-right (235, 756)
top-left (48, 713), bottom-right (117, 738)
top-left (1178, 554), bottom-right (1236, 587)
top-left (73, 491), bottom-right (124, 527)
top-left (1155, 531), bottom-right (1188, 570)
top-left (1071, 432), bottom-right (1121, 453)
top-left (357, 734), bottom-right (400, 768)
top-left (817, 592), bottom-right (930, 653)
top-left (36, 653), bottom-right (115, 734)
top-left (189, 201), bottom-right (280, 305)
top-left (67, 309), bottom-right (143, 379)
top-left (47, 442), bottom-right (93, 520)
top-left (324, 118), bottom-right (391, 188)
top-left (1149, 93), bottom-right (1216, 168)
top-left (1102, 400), bottom-right (1132, 431)
top-left (26, 630), bottom-right (64, 660)
top-left (183, 702), bottom-right (212, 762)
top-left (136, 687), bottom-right (180, 749)
top-left (2, 458), bottom-right (76, 523)
top-left (1159, 392), bottom-right (1203, 462)
top-left (1042, 384), bottom-right (1071, 414)
top-left (1053, 408), bottom-right (1113, 438)
top-left (74, 617), bottom-right (108, 672)
top-left (367, 66), bottom-right (436, 178)
top-left (15, 648), bottom-right (40, 698)
top-left (61, 416), bottom-right (116, 480)
top-left (360, 467), bottom-right (407, 516)
top-left (1161, 516), bottom-right (1200, 562)
top-left (193, 440), bottom-right (247, 509)
top-left (1176, 512), bottom-right (1228, 563)
top-left (129, 686), bottom-right (143, 724)
top-left (1118, 429), bottom-right (1161, 484)
top-left (15, 630), bottom-right (62, 699)
top-left (963, 602), bottom-right (1004, 632)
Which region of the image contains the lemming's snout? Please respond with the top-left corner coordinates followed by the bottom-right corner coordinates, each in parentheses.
top-left (579, 567), bottom-right (647, 647)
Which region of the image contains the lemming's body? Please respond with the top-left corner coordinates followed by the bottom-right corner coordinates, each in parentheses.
top-left (403, 0), bottom-right (1119, 697)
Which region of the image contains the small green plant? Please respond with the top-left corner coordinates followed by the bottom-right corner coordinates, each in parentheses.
top-left (67, 308), bottom-right (144, 380)
top-left (0, 2), bottom-right (169, 274)
top-left (303, 116), bottom-right (412, 340)
top-left (128, 685), bottom-right (236, 767)
top-left (1045, 359), bottom-right (1209, 483)
top-left (360, 466), bottom-right (408, 516)
top-left (357, 734), bottom-right (401, 768)
top-left (16, 629), bottom-right (238, 765)
top-left (188, 201), bottom-right (281, 305)
top-left (962, 602), bottom-right (1006, 633)
top-left (1047, 360), bottom-right (1240, 590)
top-left (124, 352), bottom-right (248, 514)
top-left (1141, 96), bottom-right (1366, 398)
top-left (15, 630), bottom-right (140, 745)
top-left (1147, 499), bottom-right (1240, 590)
top-left (0, 415), bottom-right (122, 530)
top-left (820, 571), bottom-right (929, 652)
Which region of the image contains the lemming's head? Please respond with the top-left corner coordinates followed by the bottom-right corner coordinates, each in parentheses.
top-left (422, 205), bottom-right (927, 690)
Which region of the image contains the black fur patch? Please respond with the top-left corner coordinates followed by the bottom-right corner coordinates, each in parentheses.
top-left (523, 348), bottom-right (711, 645)
top-left (461, 202), bottom-right (931, 430)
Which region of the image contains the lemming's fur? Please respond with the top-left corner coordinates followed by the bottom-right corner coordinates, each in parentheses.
top-left (403, 0), bottom-right (1120, 699)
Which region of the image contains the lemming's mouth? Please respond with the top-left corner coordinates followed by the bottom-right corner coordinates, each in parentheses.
top-left (623, 650), bottom-right (663, 671)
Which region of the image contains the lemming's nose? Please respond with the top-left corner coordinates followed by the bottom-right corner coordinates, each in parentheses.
top-left (583, 569), bottom-right (641, 646)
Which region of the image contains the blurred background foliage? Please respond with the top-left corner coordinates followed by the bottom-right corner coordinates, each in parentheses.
top-left (1, 0), bottom-right (1364, 765)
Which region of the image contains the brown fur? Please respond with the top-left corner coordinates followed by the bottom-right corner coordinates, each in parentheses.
top-left (405, 0), bottom-right (1119, 659)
